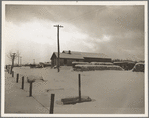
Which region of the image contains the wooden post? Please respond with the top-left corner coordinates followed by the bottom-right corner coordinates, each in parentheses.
top-left (54, 25), bottom-right (63, 72)
top-left (54, 25), bottom-right (60, 72)
top-left (50, 94), bottom-right (55, 114)
top-left (21, 76), bottom-right (24, 89)
top-left (78, 74), bottom-right (81, 102)
top-left (29, 82), bottom-right (33, 97)
top-left (16, 74), bottom-right (19, 83)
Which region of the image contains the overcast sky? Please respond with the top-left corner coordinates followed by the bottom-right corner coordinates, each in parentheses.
top-left (4, 4), bottom-right (145, 64)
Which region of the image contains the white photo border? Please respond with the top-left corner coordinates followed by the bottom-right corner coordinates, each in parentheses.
top-left (1, 1), bottom-right (148, 117)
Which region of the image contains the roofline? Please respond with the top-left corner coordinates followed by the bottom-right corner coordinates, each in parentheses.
top-left (62, 50), bottom-right (106, 54)
top-left (50, 52), bottom-right (57, 60)
top-left (50, 52), bottom-right (84, 60)
top-left (51, 51), bottom-right (111, 60)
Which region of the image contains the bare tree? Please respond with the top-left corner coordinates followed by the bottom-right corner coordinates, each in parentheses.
top-left (7, 51), bottom-right (18, 73)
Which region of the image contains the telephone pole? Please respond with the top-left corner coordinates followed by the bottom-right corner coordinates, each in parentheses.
top-left (54, 25), bottom-right (63, 72)
top-left (33, 59), bottom-right (35, 64)
top-left (18, 53), bottom-right (19, 66)
top-left (20, 57), bottom-right (22, 66)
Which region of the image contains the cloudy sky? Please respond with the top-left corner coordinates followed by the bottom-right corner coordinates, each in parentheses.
top-left (4, 3), bottom-right (145, 64)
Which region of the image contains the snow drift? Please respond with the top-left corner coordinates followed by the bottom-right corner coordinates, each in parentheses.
top-left (74, 65), bottom-right (123, 71)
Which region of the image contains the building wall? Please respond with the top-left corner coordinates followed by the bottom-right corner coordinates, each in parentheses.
top-left (51, 58), bottom-right (56, 67)
top-left (84, 58), bottom-right (111, 62)
top-left (60, 59), bottom-right (64, 66)
top-left (66, 59), bottom-right (80, 66)
top-left (61, 59), bottom-right (84, 66)
top-left (51, 57), bottom-right (111, 67)
top-left (51, 58), bottom-right (84, 66)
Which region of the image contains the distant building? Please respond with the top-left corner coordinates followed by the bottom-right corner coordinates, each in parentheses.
top-left (39, 62), bottom-right (51, 67)
top-left (50, 50), bottom-right (111, 67)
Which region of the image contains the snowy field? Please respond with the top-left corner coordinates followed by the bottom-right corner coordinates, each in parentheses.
top-left (7, 66), bottom-right (144, 114)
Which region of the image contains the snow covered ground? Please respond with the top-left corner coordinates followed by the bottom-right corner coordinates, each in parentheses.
top-left (5, 66), bottom-right (144, 114)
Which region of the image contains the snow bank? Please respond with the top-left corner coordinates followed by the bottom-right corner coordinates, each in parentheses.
top-left (72, 62), bottom-right (114, 68)
top-left (74, 65), bottom-right (123, 71)
top-left (72, 62), bottom-right (90, 68)
top-left (90, 62), bottom-right (113, 65)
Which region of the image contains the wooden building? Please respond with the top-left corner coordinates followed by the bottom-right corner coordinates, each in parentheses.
top-left (51, 50), bottom-right (111, 67)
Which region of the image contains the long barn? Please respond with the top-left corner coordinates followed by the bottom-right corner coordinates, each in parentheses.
top-left (50, 50), bottom-right (111, 67)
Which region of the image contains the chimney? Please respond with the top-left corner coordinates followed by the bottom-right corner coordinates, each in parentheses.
top-left (68, 50), bottom-right (71, 54)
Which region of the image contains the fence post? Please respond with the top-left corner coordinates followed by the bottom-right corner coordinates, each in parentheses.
top-left (50, 94), bottom-right (55, 114)
top-left (16, 74), bottom-right (19, 83)
top-left (29, 82), bottom-right (33, 97)
top-left (78, 74), bottom-right (81, 102)
top-left (21, 76), bottom-right (24, 89)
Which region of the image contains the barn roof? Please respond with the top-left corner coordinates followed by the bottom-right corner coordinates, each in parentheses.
top-left (51, 50), bottom-right (110, 59)
top-left (62, 50), bottom-right (110, 58)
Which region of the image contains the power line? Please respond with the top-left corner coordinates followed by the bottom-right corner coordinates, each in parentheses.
top-left (20, 57), bottom-right (22, 66)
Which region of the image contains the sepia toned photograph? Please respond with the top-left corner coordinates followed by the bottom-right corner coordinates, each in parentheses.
top-left (1, 1), bottom-right (148, 117)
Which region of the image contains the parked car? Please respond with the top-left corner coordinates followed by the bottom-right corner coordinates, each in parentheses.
top-left (132, 63), bottom-right (144, 72)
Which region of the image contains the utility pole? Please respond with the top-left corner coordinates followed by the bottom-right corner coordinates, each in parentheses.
top-left (20, 57), bottom-right (22, 66)
top-left (54, 25), bottom-right (63, 72)
top-left (33, 59), bottom-right (35, 64)
top-left (18, 53), bottom-right (19, 66)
